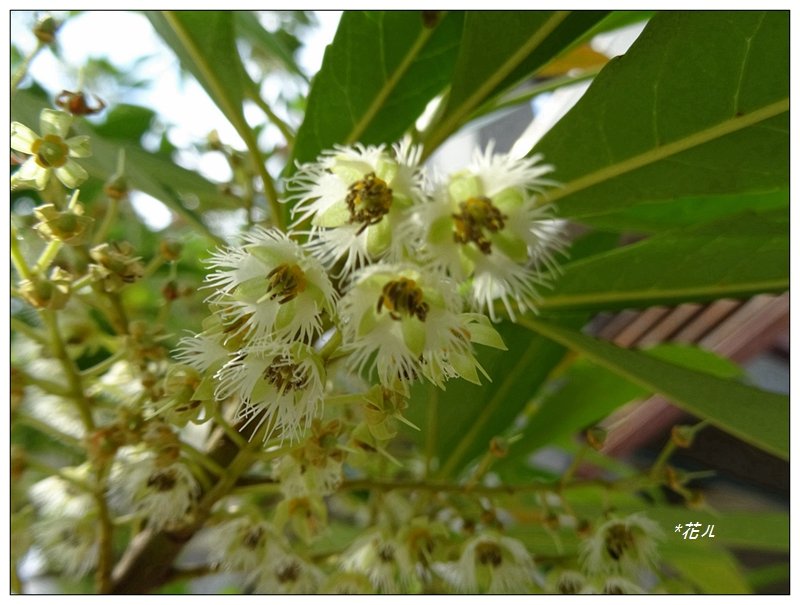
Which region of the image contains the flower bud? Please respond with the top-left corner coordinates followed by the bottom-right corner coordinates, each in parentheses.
top-left (89, 241), bottom-right (144, 291)
top-left (56, 90), bottom-right (106, 116)
top-left (19, 274), bottom-right (70, 310)
top-left (671, 425), bottom-right (695, 448)
top-left (159, 239), bottom-right (183, 261)
top-left (33, 15), bottom-right (59, 43)
top-left (586, 426), bottom-right (607, 451)
top-left (34, 203), bottom-right (94, 245)
top-left (104, 174), bottom-right (129, 200)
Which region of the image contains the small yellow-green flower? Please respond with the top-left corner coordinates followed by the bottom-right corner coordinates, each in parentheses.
top-left (11, 109), bottom-right (91, 190)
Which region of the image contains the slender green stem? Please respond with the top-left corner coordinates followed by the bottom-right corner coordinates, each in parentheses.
top-left (193, 424), bottom-right (270, 519)
top-left (80, 349), bottom-right (126, 379)
top-left (11, 40), bottom-right (44, 93)
top-left (10, 225), bottom-right (33, 281)
top-left (33, 240), bottom-right (63, 274)
top-left (424, 388), bottom-right (439, 478)
top-left (319, 328), bottom-right (342, 361)
top-left (13, 367), bottom-right (72, 397)
top-left (93, 196), bottom-right (120, 246)
top-left (14, 412), bottom-right (83, 451)
top-left (247, 84), bottom-right (295, 145)
top-left (10, 317), bottom-right (48, 345)
top-left (141, 255), bottom-right (166, 280)
top-left (212, 408), bottom-right (247, 450)
top-left (181, 442), bottom-right (226, 478)
top-left (471, 67), bottom-right (601, 120)
top-left (558, 443), bottom-right (589, 490)
top-left (41, 309), bottom-right (95, 430)
top-left (25, 457), bottom-right (94, 492)
top-left (336, 475), bottom-right (654, 496)
top-left (71, 273), bottom-right (95, 291)
top-left (94, 463), bottom-right (114, 594)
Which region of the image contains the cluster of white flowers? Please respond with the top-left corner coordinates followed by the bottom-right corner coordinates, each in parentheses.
top-left (178, 139), bottom-right (563, 445)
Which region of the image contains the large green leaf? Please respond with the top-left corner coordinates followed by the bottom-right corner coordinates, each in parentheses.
top-left (535, 11), bottom-right (789, 218)
top-left (146, 11), bottom-right (249, 139)
top-left (403, 315), bottom-right (587, 479)
top-left (540, 210), bottom-right (789, 312)
top-left (234, 11), bottom-right (306, 79)
top-left (503, 343), bottom-right (742, 466)
top-left (519, 317), bottom-right (788, 459)
top-left (577, 188), bottom-right (788, 233)
top-left (423, 11), bottom-right (607, 153)
top-left (146, 11), bottom-right (283, 226)
top-left (291, 11), bottom-right (464, 166)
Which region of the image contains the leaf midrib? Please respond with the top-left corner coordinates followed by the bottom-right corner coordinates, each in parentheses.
top-left (425, 11), bottom-right (570, 154)
top-left (345, 18), bottom-right (439, 144)
top-left (437, 339), bottom-right (542, 478)
top-left (519, 316), bottom-right (789, 459)
top-left (544, 97), bottom-right (790, 207)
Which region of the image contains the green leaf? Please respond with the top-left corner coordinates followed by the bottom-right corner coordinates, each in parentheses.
top-left (540, 210), bottom-right (788, 312)
top-left (662, 546), bottom-right (752, 594)
top-left (93, 104), bottom-right (156, 143)
top-left (535, 11), bottom-right (789, 218)
top-left (146, 11), bottom-right (248, 138)
top-left (234, 11), bottom-right (306, 79)
top-left (519, 317), bottom-right (789, 459)
top-left (423, 11), bottom-right (607, 153)
top-left (504, 343), bottom-right (741, 465)
top-left (146, 10), bottom-right (282, 226)
top-left (403, 314), bottom-right (587, 478)
top-left (648, 508), bottom-right (789, 552)
top-left (515, 359), bottom-right (649, 453)
top-left (291, 11), bottom-right (464, 166)
top-left (575, 188), bottom-right (788, 233)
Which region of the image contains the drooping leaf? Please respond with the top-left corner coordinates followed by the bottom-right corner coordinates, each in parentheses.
top-left (535, 11), bottom-right (789, 218)
top-left (519, 317), bottom-right (789, 459)
top-left (423, 11), bottom-right (607, 153)
top-left (540, 210), bottom-right (788, 312)
top-left (291, 11), bottom-right (465, 167)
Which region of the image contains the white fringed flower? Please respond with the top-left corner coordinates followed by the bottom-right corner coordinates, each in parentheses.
top-left (214, 341), bottom-right (325, 443)
top-left (11, 109), bottom-right (91, 190)
top-left (339, 264), bottom-right (503, 389)
top-left (204, 227), bottom-right (336, 344)
top-left (434, 533), bottom-right (535, 594)
top-left (252, 547), bottom-right (325, 594)
top-left (108, 445), bottom-right (199, 531)
top-left (288, 140), bottom-right (425, 275)
top-left (409, 143), bottom-right (565, 321)
top-left (341, 530), bottom-right (413, 594)
top-left (206, 518), bottom-right (277, 574)
top-left (580, 513), bottom-right (663, 577)
top-left (29, 466), bottom-right (94, 519)
top-left (274, 453), bottom-right (343, 499)
top-left (174, 324), bottom-right (230, 374)
top-left (28, 464), bottom-right (99, 578)
top-left (32, 514), bottom-right (99, 578)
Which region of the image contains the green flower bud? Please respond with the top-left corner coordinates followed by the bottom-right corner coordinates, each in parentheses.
top-left (34, 203), bottom-right (94, 245)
